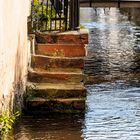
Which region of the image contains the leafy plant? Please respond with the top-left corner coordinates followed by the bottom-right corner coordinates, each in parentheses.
top-left (0, 111), bottom-right (20, 140)
top-left (24, 84), bottom-right (37, 101)
top-left (31, 0), bottom-right (56, 31)
top-left (80, 24), bottom-right (85, 29)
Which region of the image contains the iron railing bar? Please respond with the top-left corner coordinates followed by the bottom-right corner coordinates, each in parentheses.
top-left (54, 0), bottom-right (57, 30)
top-left (59, 0), bottom-right (62, 30)
top-left (31, 0), bottom-right (79, 32)
top-left (46, 0), bottom-right (48, 30)
top-left (64, 0), bottom-right (68, 30)
top-left (50, 1), bottom-right (52, 30)
top-left (118, 0), bottom-right (120, 7)
top-left (41, 1), bottom-right (44, 31)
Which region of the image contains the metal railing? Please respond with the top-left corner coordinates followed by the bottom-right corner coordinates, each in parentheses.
top-left (30, 0), bottom-right (80, 32)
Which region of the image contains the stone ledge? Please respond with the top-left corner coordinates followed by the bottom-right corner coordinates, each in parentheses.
top-left (36, 44), bottom-right (86, 57)
top-left (31, 55), bottom-right (84, 69)
top-left (28, 68), bottom-right (84, 83)
top-left (35, 29), bottom-right (89, 44)
top-left (25, 97), bottom-right (86, 113)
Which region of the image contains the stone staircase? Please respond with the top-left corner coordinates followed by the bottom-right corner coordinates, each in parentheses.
top-left (25, 30), bottom-right (88, 114)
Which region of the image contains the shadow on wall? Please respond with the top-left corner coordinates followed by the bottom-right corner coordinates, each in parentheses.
top-left (10, 34), bottom-right (27, 114)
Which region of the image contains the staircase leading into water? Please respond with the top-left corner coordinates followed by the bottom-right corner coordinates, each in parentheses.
top-left (25, 30), bottom-right (88, 114)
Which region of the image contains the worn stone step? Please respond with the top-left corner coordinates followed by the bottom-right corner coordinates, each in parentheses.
top-left (26, 82), bottom-right (86, 99)
top-left (33, 67), bottom-right (83, 73)
top-left (25, 97), bottom-right (86, 113)
top-left (35, 29), bottom-right (88, 44)
top-left (36, 44), bottom-right (86, 57)
top-left (31, 55), bottom-right (84, 70)
top-left (28, 68), bottom-right (85, 83)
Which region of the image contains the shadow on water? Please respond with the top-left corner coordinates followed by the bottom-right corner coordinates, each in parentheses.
top-left (13, 8), bottom-right (140, 140)
top-left (13, 114), bottom-right (84, 140)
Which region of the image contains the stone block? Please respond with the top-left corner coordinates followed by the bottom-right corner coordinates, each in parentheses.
top-left (26, 82), bottom-right (87, 99)
top-left (31, 55), bottom-right (84, 69)
top-left (35, 29), bottom-right (89, 45)
top-left (36, 44), bottom-right (86, 57)
top-left (25, 97), bottom-right (86, 113)
top-left (28, 69), bottom-right (84, 83)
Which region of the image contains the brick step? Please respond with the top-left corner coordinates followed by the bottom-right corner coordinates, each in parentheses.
top-left (25, 97), bottom-right (86, 113)
top-left (31, 55), bottom-right (84, 70)
top-left (35, 29), bottom-right (88, 44)
top-left (36, 44), bottom-right (86, 57)
top-left (26, 82), bottom-right (86, 99)
top-left (28, 68), bottom-right (85, 83)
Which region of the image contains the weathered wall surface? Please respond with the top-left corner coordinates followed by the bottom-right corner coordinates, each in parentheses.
top-left (0, 0), bottom-right (31, 113)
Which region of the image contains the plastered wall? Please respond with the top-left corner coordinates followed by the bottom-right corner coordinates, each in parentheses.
top-left (0, 0), bottom-right (31, 113)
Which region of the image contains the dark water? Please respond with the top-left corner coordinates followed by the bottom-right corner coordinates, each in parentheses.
top-left (12, 115), bottom-right (84, 140)
top-left (13, 8), bottom-right (140, 140)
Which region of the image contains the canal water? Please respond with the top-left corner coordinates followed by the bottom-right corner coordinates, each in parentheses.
top-left (13, 8), bottom-right (140, 140)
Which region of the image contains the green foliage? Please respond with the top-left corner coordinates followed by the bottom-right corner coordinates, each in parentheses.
top-left (24, 84), bottom-right (37, 101)
top-left (0, 111), bottom-right (20, 140)
top-left (32, 0), bottom-right (56, 31)
top-left (80, 24), bottom-right (85, 29)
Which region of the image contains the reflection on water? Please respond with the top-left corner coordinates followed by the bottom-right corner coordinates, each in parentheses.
top-left (82, 8), bottom-right (140, 140)
top-left (81, 8), bottom-right (140, 83)
top-left (13, 115), bottom-right (84, 140)
top-left (13, 8), bottom-right (140, 140)
top-left (83, 81), bottom-right (140, 140)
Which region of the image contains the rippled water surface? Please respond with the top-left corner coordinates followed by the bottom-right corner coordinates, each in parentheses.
top-left (13, 8), bottom-right (140, 140)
